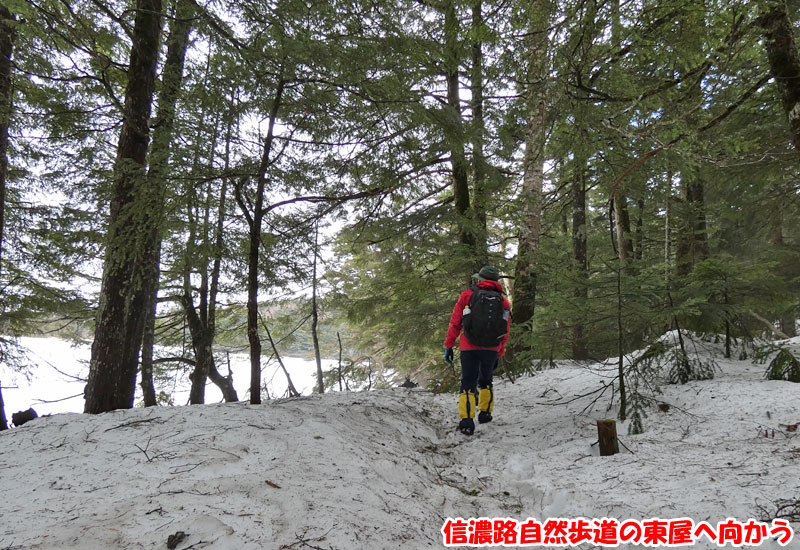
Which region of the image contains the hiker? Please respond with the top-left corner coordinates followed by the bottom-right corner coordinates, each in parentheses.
top-left (444, 266), bottom-right (511, 435)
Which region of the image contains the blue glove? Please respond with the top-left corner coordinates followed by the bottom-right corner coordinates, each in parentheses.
top-left (444, 347), bottom-right (454, 365)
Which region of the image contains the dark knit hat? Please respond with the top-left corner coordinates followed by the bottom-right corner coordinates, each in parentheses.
top-left (476, 266), bottom-right (500, 282)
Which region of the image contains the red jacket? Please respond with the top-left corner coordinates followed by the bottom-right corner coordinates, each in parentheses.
top-left (444, 280), bottom-right (511, 357)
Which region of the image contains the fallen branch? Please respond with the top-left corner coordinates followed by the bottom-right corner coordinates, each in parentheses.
top-left (104, 417), bottom-right (165, 432)
top-left (259, 313), bottom-right (300, 398)
top-left (536, 382), bottom-right (611, 406)
top-left (748, 311), bottom-right (790, 340)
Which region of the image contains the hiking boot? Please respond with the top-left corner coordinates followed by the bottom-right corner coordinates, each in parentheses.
top-left (478, 411), bottom-right (492, 424)
top-left (458, 418), bottom-right (475, 436)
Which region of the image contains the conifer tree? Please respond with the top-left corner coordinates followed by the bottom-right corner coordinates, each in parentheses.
top-left (85, 0), bottom-right (164, 413)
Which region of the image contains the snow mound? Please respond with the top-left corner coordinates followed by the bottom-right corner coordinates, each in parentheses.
top-left (1, 347), bottom-right (799, 549)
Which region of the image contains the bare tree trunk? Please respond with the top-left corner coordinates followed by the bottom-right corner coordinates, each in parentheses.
top-left (511, 0), bottom-right (552, 362)
top-left (237, 71), bottom-right (286, 405)
top-left (85, 0), bottom-right (163, 413)
top-left (758, 0), bottom-right (800, 152)
top-left (311, 224), bottom-right (324, 394)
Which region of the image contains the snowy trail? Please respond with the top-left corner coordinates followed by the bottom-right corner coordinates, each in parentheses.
top-left (1, 336), bottom-right (799, 549)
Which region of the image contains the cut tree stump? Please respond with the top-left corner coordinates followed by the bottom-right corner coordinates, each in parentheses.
top-left (597, 419), bottom-right (619, 456)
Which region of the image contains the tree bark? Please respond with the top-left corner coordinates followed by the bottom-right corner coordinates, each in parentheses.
top-left (139, 0), bottom-right (194, 407)
top-left (182, 290), bottom-right (239, 403)
top-left (635, 198), bottom-right (644, 261)
top-left (0, 6), bottom-right (11, 428)
top-left (182, 117), bottom-right (237, 403)
top-left (85, 0), bottom-right (163, 414)
top-left (676, 170), bottom-right (709, 276)
top-left (470, 0), bottom-right (489, 266)
top-left (238, 71), bottom-right (286, 405)
top-left (758, 0), bottom-right (800, 152)
top-left (597, 419), bottom-right (619, 456)
top-left (311, 224), bottom-right (324, 394)
top-left (675, 6), bottom-right (709, 277)
top-left (614, 192), bottom-right (634, 266)
top-left (511, 0), bottom-right (552, 361)
top-left (610, 0), bottom-right (634, 270)
top-left (571, 119), bottom-right (589, 361)
top-left (769, 210), bottom-right (798, 337)
top-left (140, 243), bottom-right (159, 407)
top-left (444, 0), bottom-right (476, 277)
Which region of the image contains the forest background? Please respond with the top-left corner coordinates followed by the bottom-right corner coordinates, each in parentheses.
top-left (0, 0), bottom-right (799, 422)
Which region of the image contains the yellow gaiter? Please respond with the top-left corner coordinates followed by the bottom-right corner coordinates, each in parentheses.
top-left (458, 390), bottom-right (476, 419)
top-left (478, 387), bottom-right (494, 413)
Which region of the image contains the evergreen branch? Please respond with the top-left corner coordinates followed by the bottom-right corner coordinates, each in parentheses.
top-left (187, 0), bottom-right (246, 50)
top-left (87, 0), bottom-right (133, 38)
top-left (263, 187), bottom-right (385, 215)
top-left (609, 73), bottom-right (771, 201)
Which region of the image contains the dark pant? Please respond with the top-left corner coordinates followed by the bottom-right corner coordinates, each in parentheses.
top-left (460, 349), bottom-right (498, 395)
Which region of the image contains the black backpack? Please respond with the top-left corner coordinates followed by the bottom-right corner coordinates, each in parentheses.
top-left (463, 286), bottom-right (508, 347)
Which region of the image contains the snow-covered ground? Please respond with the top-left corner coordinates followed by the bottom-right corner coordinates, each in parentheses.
top-left (0, 335), bottom-right (798, 549)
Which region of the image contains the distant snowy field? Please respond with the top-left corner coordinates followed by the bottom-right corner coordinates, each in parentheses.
top-left (0, 334), bottom-right (798, 549)
top-left (1, 337), bottom-right (333, 416)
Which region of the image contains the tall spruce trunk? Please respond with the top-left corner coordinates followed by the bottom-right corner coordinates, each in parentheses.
top-left (635, 199), bottom-right (644, 261)
top-left (676, 170), bottom-right (709, 277)
top-left (571, 106), bottom-right (589, 360)
top-left (139, 0), bottom-right (194, 407)
top-left (444, 0), bottom-right (476, 277)
top-left (0, 8), bottom-right (12, 433)
top-left (311, 224), bottom-right (324, 394)
top-left (610, 0), bottom-right (634, 271)
top-left (758, 0), bottom-right (800, 152)
top-left (0, 3), bottom-right (12, 288)
top-left (185, 106), bottom-right (221, 404)
top-left (470, 0), bottom-right (489, 267)
top-left (675, 6), bottom-right (708, 277)
top-left (181, 79), bottom-right (238, 403)
top-left (84, 0), bottom-right (163, 413)
top-left (511, 0), bottom-right (551, 362)
top-left (241, 74), bottom-right (285, 405)
top-left (139, 244), bottom-right (159, 407)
